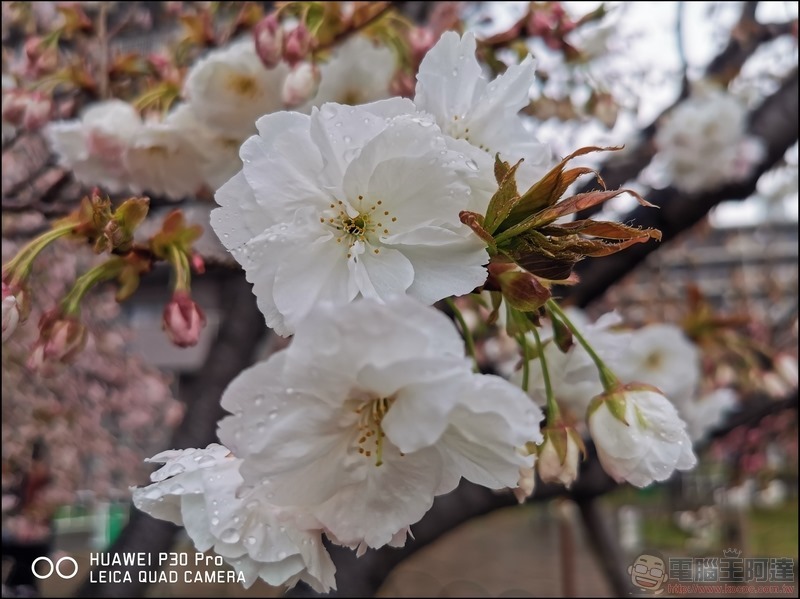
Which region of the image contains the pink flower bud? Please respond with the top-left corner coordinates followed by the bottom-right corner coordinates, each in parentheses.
top-left (281, 62), bottom-right (320, 108)
top-left (282, 23), bottom-right (313, 68)
top-left (23, 36), bottom-right (57, 78)
top-left (527, 12), bottom-right (555, 36)
top-left (408, 27), bottom-right (435, 65)
top-left (21, 92), bottom-right (52, 130)
top-left (190, 252), bottom-right (206, 275)
top-left (1, 90), bottom-right (52, 130)
top-left (28, 312), bottom-right (88, 370)
top-left (254, 14), bottom-right (284, 68)
top-left (163, 291), bottom-right (206, 348)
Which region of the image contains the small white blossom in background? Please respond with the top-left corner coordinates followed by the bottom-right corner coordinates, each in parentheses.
top-left (414, 31), bottom-right (552, 211)
top-left (305, 35), bottom-right (396, 108)
top-left (162, 104), bottom-right (244, 191)
top-left (683, 387), bottom-right (738, 442)
top-left (281, 62), bottom-right (321, 107)
top-left (217, 297), bottom-right (542, 551)
top-left (517, 310), bottom-right (631, 418)
top-left (211, 99), bottom-right (489, 336)
top-left (46, 99), bottom-right (142, 194)
top-left (588, 385), bottom-right (697, 488)
top-left (124, 113), bottom-right (208, 200)
top-left (183, 37), bottom-right (289, 139)
top-left (132, 444), bottom-right (336, 592)
top-left (653, 88), bottom-right (765, 193)
top-left (614, 323), bottom-right (701, 402)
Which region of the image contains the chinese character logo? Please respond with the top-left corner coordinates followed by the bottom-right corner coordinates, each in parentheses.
top-left (629, 552), bottom-right (669, 595)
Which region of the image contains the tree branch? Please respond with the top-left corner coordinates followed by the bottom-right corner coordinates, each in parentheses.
top-left (564, 67), bottom-right (798, 309)
top-left (73, 270), bottom-right (267, 598)
top-left (574, 2), bottom-right (793, 220)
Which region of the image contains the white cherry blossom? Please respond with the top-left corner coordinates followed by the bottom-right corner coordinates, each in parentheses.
top-left (46, 99), bottom-right (142, 193)
top-left (125, 114), bottom-right (207, 200)
top-left (614, 323), bottom-right (700, 402)
top-left (682, 387), bottom-right (738, 442)
top-left (654, 88), bottom-right (765, 193)
top-left (217, 298), bottom-right (542, 549)
top-left (183, 37), bottom-right (289, 139)
top-left (132, 444), bottom-right (336, 592)
top-left (414, 31), bottom-right (552, 211)
top-left (588, 386), bottom-right (697, 487)
top-left (165, 104), bottom-right (244, 190)
top-left (211, 99), bottom-right (489, 336)
top-left (306, 36), bottom-right (395, 108)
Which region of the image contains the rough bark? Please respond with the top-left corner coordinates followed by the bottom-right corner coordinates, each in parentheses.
top-left (73, 271), bottom-right (267, 598)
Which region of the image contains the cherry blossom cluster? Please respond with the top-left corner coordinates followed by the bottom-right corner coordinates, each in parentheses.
top-left (653, 86), bottom-right (766, 193)
top-left (132, 31), bottom-right (702, 593)
top-left (43, 11), bottom-right (401, 201)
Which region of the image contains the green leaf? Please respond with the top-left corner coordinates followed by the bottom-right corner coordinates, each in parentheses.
top-left (484, 156), bottom-right (523, 234)
top-left (500, 146), bottom-right (617, 230)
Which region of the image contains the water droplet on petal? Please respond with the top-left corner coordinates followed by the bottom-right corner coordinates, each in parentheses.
top-left (465, 159), bottom-right (479, 171)
top-left (343, 135), bottom-right (352, 143)
top-left (211, 517), bottom-right (220, 526)
top-left (246, 536), bottom-right (257, 546)
top-left (220, 528), bottom-right (240, 544)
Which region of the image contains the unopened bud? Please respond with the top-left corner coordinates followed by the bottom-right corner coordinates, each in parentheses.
top-left (408, 27), bottom-right (436, 65)
top-left (28, 312), bottom-right (88, 370)
top-left (254, 14), bottom-right (284, 68)
top-left (190, 252), bottom-right (205, 275)
top-left (2, 90), bottom-right (52, 130)
top-left (163, 291), bottom-right (206, 348)
top-left (513, 466), bottom-right (535, 504)
top-left (23, 36), bottom-right (58, 78)
top-left (537, 427), bottom-right (582, 488)
top-left (488, 263), bottom-right (551, 312)
top-left (2, 283), bottom-right (20, 342)
top-left (282, 24), bottom-right (313, 68)
top-left (281, 62), bottom-right (320, 107)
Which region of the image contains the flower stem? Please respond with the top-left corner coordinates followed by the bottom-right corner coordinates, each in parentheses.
top-left (61, 257), bottom-right (124, 315)
top-left (545, 299), bottom-right (619, 392)
top-left (445, 297), bottom-right (478, 373)
top-left (530, 325), bottom-right (560, 424)
top-left (516, 331), bottom-right (530, 392)
top-left (169, 244), bottom-right (192, 292)
top-left (3, 223), bottom-right (76, 283)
